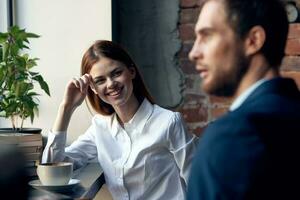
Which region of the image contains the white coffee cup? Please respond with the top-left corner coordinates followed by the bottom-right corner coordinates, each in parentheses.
top-left (37, 162), bottom-right (73, 186)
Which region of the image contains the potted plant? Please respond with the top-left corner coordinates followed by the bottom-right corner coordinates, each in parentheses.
top-left (0, 26), bottom-right (50, 134)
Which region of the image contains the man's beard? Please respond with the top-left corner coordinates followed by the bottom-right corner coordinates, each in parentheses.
top-left (209, 52), bottom-right (250, 97)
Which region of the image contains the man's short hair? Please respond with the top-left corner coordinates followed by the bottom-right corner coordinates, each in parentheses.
top-left (201, 0), bottom-right (289, 67)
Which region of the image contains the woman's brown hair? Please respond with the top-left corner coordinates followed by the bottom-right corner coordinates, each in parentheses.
top-left (81, 40), bottom-right (154, 115)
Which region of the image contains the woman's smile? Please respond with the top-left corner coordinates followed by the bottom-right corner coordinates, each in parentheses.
top-left (106, 86), bottom-right (123, 97)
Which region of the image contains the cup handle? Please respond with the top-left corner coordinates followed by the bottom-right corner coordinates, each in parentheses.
top-left (36, 166), bottom-right (40, 177)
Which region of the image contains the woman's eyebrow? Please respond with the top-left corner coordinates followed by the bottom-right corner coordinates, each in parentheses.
top-left (109, 67), bottom-right (123, 75)
top-left (93, 75), bottom-right (104, 82)
top-left (92, 66), bottom-right (122, 81)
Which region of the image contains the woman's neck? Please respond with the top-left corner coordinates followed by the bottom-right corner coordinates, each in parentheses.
top-left (114, 95), bottom-right (140, 126)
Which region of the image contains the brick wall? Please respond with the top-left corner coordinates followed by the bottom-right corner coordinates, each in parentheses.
top-left (281, 24), bottom-right (300, 86)
top-left (177, 0), bottom-right (300, 136)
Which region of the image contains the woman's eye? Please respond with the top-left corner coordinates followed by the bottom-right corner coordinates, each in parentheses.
top-left (112, 70), bottom-right (122, 77)
top-left (95, 79), bottom-right (105, 85)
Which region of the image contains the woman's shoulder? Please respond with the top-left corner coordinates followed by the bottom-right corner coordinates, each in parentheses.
top-left (91, 114), bottom-right (113, 128)
top-left (152, 104), bottom-right (183, 122)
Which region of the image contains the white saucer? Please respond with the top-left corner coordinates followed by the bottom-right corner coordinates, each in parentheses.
top-left (29, 179), bottom-right (81, 192)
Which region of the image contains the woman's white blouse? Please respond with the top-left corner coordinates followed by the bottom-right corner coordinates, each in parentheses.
top-left (42, 99), bottom-right (198, 200)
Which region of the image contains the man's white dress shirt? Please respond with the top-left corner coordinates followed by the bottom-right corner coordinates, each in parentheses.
top-left (230, 79), bottom-right (267, 111)
top-left (42, 99), bottom-right (198, 200)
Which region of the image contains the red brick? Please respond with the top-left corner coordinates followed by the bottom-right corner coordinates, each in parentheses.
top-left (179, 107), bottom-right (208, 123)
top-left (180, 59), bottom-right (198, 74)
top-left (281, 71), bottom-right (300, 89)
top-left (285, 39), bottom-right (300, 56)
top-left (189, 125), bottom-right (206, 136)
top-left (179, 41), bottom-right (194, 59)
top-left (196, 0), bottom-right (205, 7)
top-left (288, 24), bottom-right (300, 39)
top-left (185, 75), bottom-right (195, 88)
top-left (211, 107), bottom-right (229, 119)
top-left (183, 93), bottom-right (206, 106)
top-left (281, 56), bottom-right (300, 71)
top-left (179, 24), bottom-right (195, 41)
top-left (180, 8), bottom-right (200, 24)
top-left (180, 0), bottom-right (198, 8)
top-left (209, 95), bottom-right (233, 106)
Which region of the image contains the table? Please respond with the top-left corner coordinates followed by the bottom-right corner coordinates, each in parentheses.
top-left (28, 163), bottom-right (105, 200)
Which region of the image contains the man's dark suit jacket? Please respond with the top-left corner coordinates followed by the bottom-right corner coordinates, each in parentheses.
top-left (187, 78), bottom-right (300, 200)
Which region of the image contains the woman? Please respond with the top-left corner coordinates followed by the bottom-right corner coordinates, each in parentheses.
top-left (42, 40), bottom-right (198, 200)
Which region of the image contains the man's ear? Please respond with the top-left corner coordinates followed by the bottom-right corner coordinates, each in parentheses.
top-left (244, 25), bottom-right (266, 56)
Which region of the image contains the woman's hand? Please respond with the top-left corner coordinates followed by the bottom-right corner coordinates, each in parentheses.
top-left (62, 74), bottom-right (94, 110)
top-left (52, 74), bottom-right (94, 132)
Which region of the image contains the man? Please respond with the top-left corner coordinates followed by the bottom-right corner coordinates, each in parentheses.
top-left (187, 0), bottom-right (300, 199)
top-left (0, 145), bottom-right (29, 199)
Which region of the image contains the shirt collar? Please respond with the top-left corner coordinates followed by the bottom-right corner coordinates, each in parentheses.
top-left (110, 98), bottom-right (154, 137)
top-left (230, 79), bottom-right (267, 111)
top-left (110, 114), bottom-right (120, 137)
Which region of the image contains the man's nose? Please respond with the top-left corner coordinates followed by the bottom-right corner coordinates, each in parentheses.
top-left (189, 42), bottom-right (202, 62)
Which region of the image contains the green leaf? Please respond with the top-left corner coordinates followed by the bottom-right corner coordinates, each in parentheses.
top-left (16, 39), bottom-right (24, 49)
top-left (0, 33), bottom-right (8, 43)
top-left (26, 33), bottom-right (40, 38)
top-left (27, 58), bottom-right (38, 69)
top-left (0, 68), bottom-right (4, 83)
top-left (0, 49), bottom-right (3, 63)
top-left (6, 102), bottom-right (18, 114)
top-left (41, 81), bottom-right (50, 96)
top-left (9, 26), bottom-right (20, 34)
top-left (27, 92), bottom-right (39, 96)
top-left (32, 75), bottom-right (50, 96)
top-left (2, 43), bottom-right (8, 61)
top-left (11, 45), bottom-right (20, 56)
top-left (15, 56), bottom-right (27, 70)
top-left (29, 71), bottom-right (39, 76)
